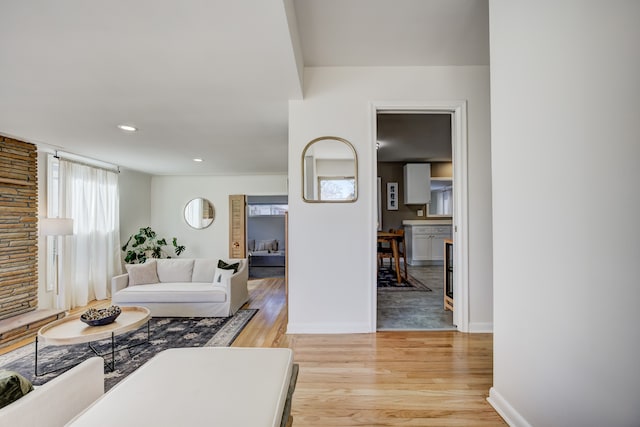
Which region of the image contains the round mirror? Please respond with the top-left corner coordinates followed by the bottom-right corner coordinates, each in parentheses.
top-left (184, 198), bottom-right (215, 229)
top-left (302, 136), bottom-right (358, 202)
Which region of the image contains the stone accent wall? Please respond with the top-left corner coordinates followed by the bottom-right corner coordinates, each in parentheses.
top-left (0, 136), bottom-right (38, 321)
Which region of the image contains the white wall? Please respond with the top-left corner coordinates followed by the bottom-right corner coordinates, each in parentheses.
top-left (288, 66), bottom-right (493, 333)
top-left (489, 2), bottom-right (640, 426)
top-left (150, 175), bottom-right (287, 259)
top-left (118, 167), bottom-right (152, 247)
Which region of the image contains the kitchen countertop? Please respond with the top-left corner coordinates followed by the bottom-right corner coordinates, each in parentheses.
top-left (402, 219), bottom-right (453, 226)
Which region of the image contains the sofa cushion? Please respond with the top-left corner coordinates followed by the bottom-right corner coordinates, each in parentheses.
top-left (125, 260), bottom-right (160, 286)
top-left (213, 268), bottom-right (234, 285)
top-left (192, 259), bottom-right (217, 283)
top-left (0, 370), bottom-right (33, 409)
top-left (217, 259), bottom-right (239, 273)
top-left (255, 239), bottom-right (278, 251)
top-left (156, 259), bottom-right (195, 283)
top-left (113, 283), bottom-right (227, 304)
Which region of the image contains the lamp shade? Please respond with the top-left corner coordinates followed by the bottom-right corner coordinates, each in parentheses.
top-left (40, 218), bottom-right (74, 236)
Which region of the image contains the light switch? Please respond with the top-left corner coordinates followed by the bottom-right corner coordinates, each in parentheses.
top-left (417, 209), bottom-right (424, 217)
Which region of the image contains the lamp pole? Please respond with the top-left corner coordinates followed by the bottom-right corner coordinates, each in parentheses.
top-left (39, 217), bottom-right (74, 301)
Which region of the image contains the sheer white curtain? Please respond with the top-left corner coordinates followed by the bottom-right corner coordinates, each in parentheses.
top-left (57, 159), bottom-right (122, 310)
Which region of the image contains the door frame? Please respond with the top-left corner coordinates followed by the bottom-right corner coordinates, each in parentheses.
top-left (371, 101), bottom-right (470, 332)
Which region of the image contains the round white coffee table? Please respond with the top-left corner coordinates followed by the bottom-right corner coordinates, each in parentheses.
top-left (36, 306), bottom-right (151, 376)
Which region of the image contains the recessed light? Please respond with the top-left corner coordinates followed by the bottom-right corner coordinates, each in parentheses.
top-left (117, 124), bottom-right (137, 132)
top-left (193, 158), bottom-right (203, 162)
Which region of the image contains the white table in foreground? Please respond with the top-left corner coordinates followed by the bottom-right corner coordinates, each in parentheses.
top-left (36, 306), bottom-right (151, 375)
top-left (67, 347), bottom-right (295, 427)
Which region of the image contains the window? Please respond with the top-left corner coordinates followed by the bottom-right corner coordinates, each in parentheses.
top-left (318, 177), bottom-right (356, 201)
top-left (248, 204), bottom-right (288, 216)
top-left (428, 179), bottom-right (453, 216)
top-left (47, 155), bottom-right (121, 309)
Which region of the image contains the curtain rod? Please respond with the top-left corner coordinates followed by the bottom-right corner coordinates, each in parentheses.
top-left (52, 150), bottom-right (120, 174)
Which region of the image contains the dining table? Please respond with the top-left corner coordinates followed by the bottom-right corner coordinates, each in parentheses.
top-left (377, 231), bottom-right (404, 284)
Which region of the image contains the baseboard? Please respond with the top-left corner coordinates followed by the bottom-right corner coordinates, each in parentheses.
top-left (487, 387), bottom-right (532, 427)
top-left (286, 322), bottom-right (372, 334)
top-left (468, 322), bottom-right (493, 333)
top-left (287, 321), bottom-right (491, 334)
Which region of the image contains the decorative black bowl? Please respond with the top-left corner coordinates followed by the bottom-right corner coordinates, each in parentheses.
top-left (81, 306), bottom-right (122, 326)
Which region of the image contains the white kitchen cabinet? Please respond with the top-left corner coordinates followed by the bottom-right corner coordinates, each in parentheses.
top-left (404, 224), bottom-right (452, 265)
top-left (429, 233), bottom-right (446, 261)
top-left (403, 163), bottom-right (430, 204)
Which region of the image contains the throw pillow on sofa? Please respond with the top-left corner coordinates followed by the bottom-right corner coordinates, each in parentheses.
top-left (125, 260), bottom-right (159, 286)
top-left (213, 267), bottom-right (234, 285)
top-left (0, 370), bottom-right (33, 409)
top-left (217, 259), bottom-right (239, 273)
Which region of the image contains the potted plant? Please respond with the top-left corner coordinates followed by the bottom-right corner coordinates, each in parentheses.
top-left (121, 227), bottom-right (186, 264)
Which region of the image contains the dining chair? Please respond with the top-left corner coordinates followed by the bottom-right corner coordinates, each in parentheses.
top-left (377, 239), bottom-right (392, 268)
top-left (377, 229), bottom-right (408, 280)
top-left (393, 229), bottom-right (408, 280)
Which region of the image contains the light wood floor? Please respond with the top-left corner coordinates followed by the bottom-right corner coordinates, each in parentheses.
top-left (235, 278), bottom-right (507, 426)
top-left (1, 278), bottom-right (506, 426)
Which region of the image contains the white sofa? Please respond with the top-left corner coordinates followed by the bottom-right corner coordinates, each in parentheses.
top-left (0, 357), bottom-right (104, 427)
top-left (111, 258), bottom-right (248, 317)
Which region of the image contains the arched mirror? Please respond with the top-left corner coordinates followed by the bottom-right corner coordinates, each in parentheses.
top-left (184, 198), bottom-right (215, 229)
top-left (302, 136), bottom-right (358, 202)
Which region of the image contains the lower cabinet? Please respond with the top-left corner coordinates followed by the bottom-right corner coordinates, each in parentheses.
top-left (410, 232), bottom-right (430, 262)
top-left (430, 234), bottom-right (446, 261)
top-left (404, 225), bottom-right (452, 265)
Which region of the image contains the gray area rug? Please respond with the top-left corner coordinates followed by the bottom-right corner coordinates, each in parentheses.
top-left (0, 309), bottom-right (257, 391)
top-left (377, 267), bottom-right (432, 291)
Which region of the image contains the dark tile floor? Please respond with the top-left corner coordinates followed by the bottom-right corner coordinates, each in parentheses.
top-left (377, 264), bottom-right (455, 330)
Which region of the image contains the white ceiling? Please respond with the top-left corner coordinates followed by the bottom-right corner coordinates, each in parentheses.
top-left (295, 0), bottom-right (489, 67)
top-left (0, 0), bottom-right (488, 175)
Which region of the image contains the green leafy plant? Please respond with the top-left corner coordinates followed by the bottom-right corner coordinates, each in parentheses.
top-left (121, 227), bottom-right (186, 264)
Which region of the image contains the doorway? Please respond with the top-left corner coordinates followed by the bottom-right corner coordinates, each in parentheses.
top-left (246, 195), bottom-right (288, 279)
top-left (372, 102), bottom-right (469, 332)
top-left (376, 113), bottom-right (454, 330)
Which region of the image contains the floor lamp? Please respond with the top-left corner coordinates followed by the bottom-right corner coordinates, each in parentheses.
top-left (40, 218), bottom-right (74, 296)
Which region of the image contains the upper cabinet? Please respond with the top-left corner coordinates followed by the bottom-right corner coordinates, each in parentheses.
top-left (403, 163), bottom-right (430, 204)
